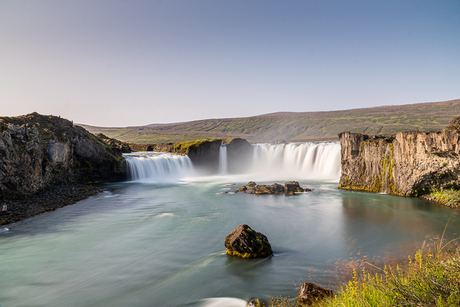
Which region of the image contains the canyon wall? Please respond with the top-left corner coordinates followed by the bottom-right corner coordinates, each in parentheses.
top-left (0, 113), bottom-right (127, 198)
top-left (339, 117), bottom-right (460, 196)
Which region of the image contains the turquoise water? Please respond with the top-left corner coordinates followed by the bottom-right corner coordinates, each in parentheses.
top-left (0, 174), bottom-right (458, 307)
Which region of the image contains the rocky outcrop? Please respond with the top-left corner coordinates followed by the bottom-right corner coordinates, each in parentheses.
top-left (224, 224), bottom-right (273, 258)
top-left (187, 139), bottom-right (222, 174)
top-left (339, 117), bottom-right (460, 196)
top-left (226, 138), bottom-right (254, 174)
top-left (235, 181), bottom-right (310, 195)
top-left (0, 113), bottom-right (127, 198)
top-left (297, 282), bottom-right (333, 306)
top-left (129, 143), bottom-right (156, 152)
top-left (95, 133), bottom-right (132, 153)
top-left (159, 138), bottom-right (254, 174)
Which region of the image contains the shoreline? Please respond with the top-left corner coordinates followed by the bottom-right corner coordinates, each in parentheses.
top-left (0, 184), bottom-right (102, 226)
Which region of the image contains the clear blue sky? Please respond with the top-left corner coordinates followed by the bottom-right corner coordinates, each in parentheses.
top-left (1, 0), bottom-right (459, 126)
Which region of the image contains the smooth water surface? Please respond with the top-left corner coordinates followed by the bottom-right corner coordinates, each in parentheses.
top-left (0, 175), bottom-right (459, 307)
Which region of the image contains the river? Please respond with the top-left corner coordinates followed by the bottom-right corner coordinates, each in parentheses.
top-left (0, 142), bottom-right (458, 307)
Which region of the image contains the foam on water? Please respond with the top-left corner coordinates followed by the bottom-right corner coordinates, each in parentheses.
top-left (199, 297), bottom-right (247, 307)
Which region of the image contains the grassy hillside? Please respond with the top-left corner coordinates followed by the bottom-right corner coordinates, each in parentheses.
top-left (80, 98), bottom-right (460, 144)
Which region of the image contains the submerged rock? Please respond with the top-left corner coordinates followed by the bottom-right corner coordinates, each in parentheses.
top-left (246, 297), bottom-right (268, 307)
top-left (234, 181), bottom-right (311, 195)
top-left (224, 224), bottom-right (273, 259)
top-left (297, 282), bottom-right (333, 306)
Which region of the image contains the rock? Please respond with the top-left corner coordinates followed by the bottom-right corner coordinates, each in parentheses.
top-left (247, 181), bottom-right (257, 187)
top-left (246, 297), bottom-right (268, 307)
top-left (272, 139), bottom-right (287, 145)
top-left (184, 139), bottom-right (222, 174)
top-left (297, 282), bottom-right (333, 306)
top-left (95, 133), bottom-right (132, 153)
top-left (284, 181), bottom-right (309, 195)
top-left (0, 113), bottom-right (127, 198)
top-left (447, 116), bottom-right (460, 128)
top-left (224, 224), bottom-right (273, 258)
top-left (339, 117), bottom-right (460, 196)
top-left (236, 186), bottom-right (247, 192)
top-left (234, 181), bottom-right (310, 195)
top-left (226, 138), bottom-right (254, 174)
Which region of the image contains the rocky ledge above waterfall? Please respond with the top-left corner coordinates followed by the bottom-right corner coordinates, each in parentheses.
top-left (339, 117), bottom-right (460, 198)
top-left (0, 112), bottom-right (127, 198)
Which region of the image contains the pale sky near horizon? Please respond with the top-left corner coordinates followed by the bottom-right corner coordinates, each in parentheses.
top-left (1, 0), bottom-right (459, 127)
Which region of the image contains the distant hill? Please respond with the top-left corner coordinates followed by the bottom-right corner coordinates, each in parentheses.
top-left (80, 98), bottom-right (460, 144)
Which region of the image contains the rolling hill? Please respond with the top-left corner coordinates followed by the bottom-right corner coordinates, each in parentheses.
top-left (80, 98), bottom-right (460, 144)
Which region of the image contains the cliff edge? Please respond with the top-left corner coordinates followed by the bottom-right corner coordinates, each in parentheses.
top-left (339, 117), bottom-right (460, 197)
top-left (0, 113), bottom-right (127, 198)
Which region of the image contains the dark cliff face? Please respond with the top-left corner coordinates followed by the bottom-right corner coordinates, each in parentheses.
top-left (339, 117), bottom-right (460, 196)
top-left (187, 139), bottom-right (222, 174)
top-left (226, 138), bottom-right (254, 174)
top-left (0, 113), bottom-right (127, 198)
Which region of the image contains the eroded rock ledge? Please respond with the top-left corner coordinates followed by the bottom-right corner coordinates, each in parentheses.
top-left (339, 117), bottom-right (460, 196)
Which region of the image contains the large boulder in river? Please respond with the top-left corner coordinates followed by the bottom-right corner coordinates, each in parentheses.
top-left (297, 282), bottom-right (333, 306)
top-left (224, 224), bottom-right (273, 258)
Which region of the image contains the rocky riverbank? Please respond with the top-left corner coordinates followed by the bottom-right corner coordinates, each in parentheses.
top-left (0, 113), bottom-right (128, 224)
top-left (0, 183), bottom-right (100, 225)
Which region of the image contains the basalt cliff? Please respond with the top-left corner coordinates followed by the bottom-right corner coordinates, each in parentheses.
top-left (0, 113), bottom-right (127, 198)
top-left (339, 117), bottom-right (460, 196)
top-left (154, 138), bottom-right (253, 174)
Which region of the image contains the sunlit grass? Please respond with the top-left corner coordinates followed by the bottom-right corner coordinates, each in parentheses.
top-left (271, 239), bottom-right (460, 307)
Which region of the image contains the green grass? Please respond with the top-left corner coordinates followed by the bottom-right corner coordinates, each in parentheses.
top-left (173, 138), bottom-right (219, 151)
top-left (80, 99), bottom-right (460, 144)
top-left (271, 245), bottom-right (460, 307)
top-left (427, 189), bottom-right (460, 208)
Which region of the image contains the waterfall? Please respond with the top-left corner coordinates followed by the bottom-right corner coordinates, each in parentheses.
top-left (123, 141), bottom-right (340, 182)
top-left (252, 142), bottom-right (341, 180)
top-left (219, 145), bottom-right (228, 174)
top-left (124, 152), bottom-right (193, 181)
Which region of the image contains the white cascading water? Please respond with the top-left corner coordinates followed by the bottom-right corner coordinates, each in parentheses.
top-left (124, 141), bottom-right (341, 181)
top-left (252, 142), bottom-right (341, 180)
top-left (124, 152), bottom-right (193, 181)
top-left (219, 145), bottom-right (228, 174)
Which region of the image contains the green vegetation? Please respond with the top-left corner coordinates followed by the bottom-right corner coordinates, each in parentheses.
top-left (80, 99), bottom-right (460, 143)
top-left (270, 247), bottom-right (460, 307)
top-left (173, 138), bottom-right (219, 151)
top-left (427, 189), bottom-right (460, 208)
